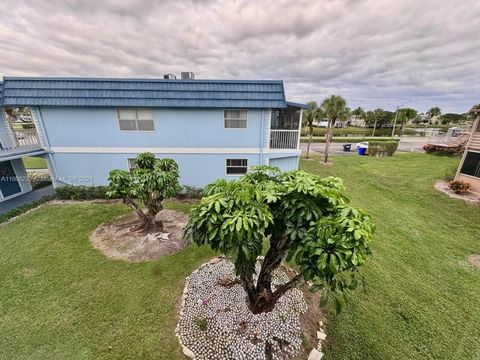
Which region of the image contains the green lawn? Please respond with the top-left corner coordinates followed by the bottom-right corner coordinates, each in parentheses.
top-left (0, 153), bottom-right (479, 359)
top-left (0, 202), bottom-right (214, 360)
top-left (22, 156), bottom-right (47, 169)
top-left (301, 153), bottom-right (479, 359)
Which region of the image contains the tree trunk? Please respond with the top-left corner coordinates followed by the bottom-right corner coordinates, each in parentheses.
top-left (305, 122), bottom-right (313, 159)
top-left (122, 196), bottom-right (163, 232)
top-left (324, 118), bottom-right (334, 163)
top-left (123, 197), bottom-right (150, 226)
top-left (244, 235), bottom-right (294, 314)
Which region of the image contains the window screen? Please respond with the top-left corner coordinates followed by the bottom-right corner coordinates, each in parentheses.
top-left (118, 109), bottom-right (154, 131)
top-left (226, 159), bottom-right (248, 174)
top-left (224, 110), bottom-right (247, 129)
top-left (460, 151), bottom-right (480, 178)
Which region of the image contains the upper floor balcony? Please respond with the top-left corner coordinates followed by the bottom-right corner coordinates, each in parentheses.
top-left (0, 128), bottom-right (43, 160)
top-left (1, 108), bottom-right (44, 160)
top-left (269, 107), bottom-right (301, 150)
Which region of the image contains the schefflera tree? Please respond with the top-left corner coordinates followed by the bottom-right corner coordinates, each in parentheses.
top-left (106, 152), bottom-right (180, 232)
top-left (184, 166), bottom-right (375, 314)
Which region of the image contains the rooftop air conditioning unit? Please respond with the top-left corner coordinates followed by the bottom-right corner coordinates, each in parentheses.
top-left (181, 72), bottom-right (195, 80)
top-left (163, 73), bottom-right (176, 79)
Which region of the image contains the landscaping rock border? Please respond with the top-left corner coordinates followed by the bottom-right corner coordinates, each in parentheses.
top-left (176, 256), bottom-right (327, 360)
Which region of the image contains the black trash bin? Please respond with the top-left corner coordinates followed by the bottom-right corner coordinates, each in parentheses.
top-left (343, 144), bottom-right (352, 152)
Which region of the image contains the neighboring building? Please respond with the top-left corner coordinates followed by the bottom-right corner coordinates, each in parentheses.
top-left (455, 107), bottom-right (480, 195)
top-left (347, 116), bottom-right (365, 127)
top-left (0, 76), bottom-right (306, 202)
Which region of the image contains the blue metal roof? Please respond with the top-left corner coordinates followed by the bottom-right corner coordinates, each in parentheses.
top-left (0, 77), bottom-right (296, 109)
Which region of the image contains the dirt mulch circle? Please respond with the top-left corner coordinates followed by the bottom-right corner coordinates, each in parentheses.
top-left (434, 180), bottom-right (480, 204)
top-left (468, 254), bottom-right (480, 269)
top-left (90, 209), bottom-right (188, 262)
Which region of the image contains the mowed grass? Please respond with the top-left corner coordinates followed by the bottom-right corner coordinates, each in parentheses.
top-left (300, 153), bottom-right (480, 360)
top-left (22, 156), bottom-right (47, 169)
top-left (0, 202), bottom-right (214, 360)
top-left (0, 153), bottom-right (479, 359)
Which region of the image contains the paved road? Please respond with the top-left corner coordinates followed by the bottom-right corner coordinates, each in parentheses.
top-left (300, 137), bottom-right (431, 156)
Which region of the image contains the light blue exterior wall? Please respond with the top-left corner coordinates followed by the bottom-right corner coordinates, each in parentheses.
top-left (50, 153), bottom-right (263, 187)
top-left (39, 107), bottom-right (264, 148)
top-left (268, 155), bottom-right (300, 170)
top-left (33, 106), bottom-right (300, 187)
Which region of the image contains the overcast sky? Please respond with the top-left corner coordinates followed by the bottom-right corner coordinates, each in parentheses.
top-left (0, 0), bottom-right (479, 113)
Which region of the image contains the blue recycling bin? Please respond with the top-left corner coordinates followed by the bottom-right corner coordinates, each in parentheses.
top-left (358, 146), bottom-right (367, 155)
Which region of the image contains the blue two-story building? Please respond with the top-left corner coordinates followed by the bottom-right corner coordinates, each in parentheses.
top-left (0, 76), bottom-right (305, 203)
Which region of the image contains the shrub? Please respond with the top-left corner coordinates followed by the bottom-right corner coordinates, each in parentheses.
top-left (185, 166), bottom-right (375, 314)
top-left (423, 144), bottom-right (464, 156)
top-left (0, 195), bottom-right (55, 224)
top-left (106, 153), bottom-right (180, 231)
top-left (55, 185), bottom-right (110, 200)
top-left (367, 141), bottom-right (399, 156)
top-left (28, 172), bottom-right (52, 190)
top-left (178, 185), bottom-right (203, 199)
top-left (448, 180), bottom-right (471, 194)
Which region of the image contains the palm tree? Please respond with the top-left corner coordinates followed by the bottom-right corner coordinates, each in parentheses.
top-left (304, 101), bottom-right (322, 159)
top-left (321, 95), bottom-right (348, 163)
top-left (426, 107), bottom-right (441, 124)
top-left (351, 107), bottom-right (365, 121)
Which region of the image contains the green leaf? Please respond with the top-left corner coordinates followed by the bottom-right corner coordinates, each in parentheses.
top-left (333, 292), bottom-right (343, 314)
top-left (319, 288), bottom-right (329, 307)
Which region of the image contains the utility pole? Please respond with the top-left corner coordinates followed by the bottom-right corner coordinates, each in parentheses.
top-left (391, 107), bottom-right (399, 137)
top-left (389, 101), bottom-right (410, 137)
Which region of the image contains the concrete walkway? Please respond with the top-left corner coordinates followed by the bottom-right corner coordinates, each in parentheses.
top-left (0, 185), bottom-right (54, 215)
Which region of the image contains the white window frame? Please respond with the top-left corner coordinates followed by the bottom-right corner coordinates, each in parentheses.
top-left (224, 109), bottom-right (248, 130)
top-left (117, 109), bottom-right (155, 132)
top-left (126, 158), bottom-right (136, 173)
top-left (225, 158), bottom-right (248, 175)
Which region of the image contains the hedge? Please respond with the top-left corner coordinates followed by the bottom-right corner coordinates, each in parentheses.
top-left (301, 127), bottom-right (417, 137)
top-left (54, 185), bottom-right (111, 200)
top-left (367, 141), bottom-right (399, 156)
top-left (422, 144), bottom-right (464, 156)
top-left (301, 136), bottom-right (399, 143)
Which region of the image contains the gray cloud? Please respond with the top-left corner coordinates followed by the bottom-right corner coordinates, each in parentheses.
top-left (0, 0), bottom-right (479, 112)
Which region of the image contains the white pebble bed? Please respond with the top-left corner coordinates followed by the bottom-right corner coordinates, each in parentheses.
top-left (176, 258), bottom-right (307, 360)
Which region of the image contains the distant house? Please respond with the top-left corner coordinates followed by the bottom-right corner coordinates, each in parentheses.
top-left (347, 116), bottom-right (365, 127)
top-left (0, 76), bottom-right (306, 202)
top-left (455, 107), bottom-right (480, 195)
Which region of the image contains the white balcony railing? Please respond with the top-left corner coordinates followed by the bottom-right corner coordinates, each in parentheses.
top-left (0, 129), bottom-right (42, 157)
top-left (14, 129), bottom-right (40, 147)
top-left (270, 130), bottom-right (299, 149)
